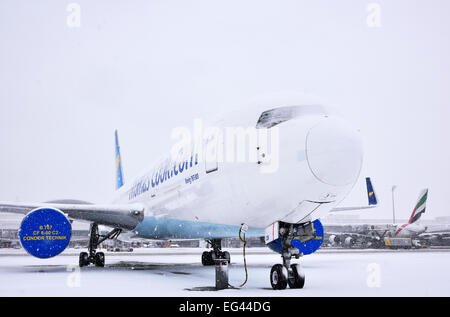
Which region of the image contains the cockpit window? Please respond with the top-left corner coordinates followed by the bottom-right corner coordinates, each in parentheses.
top-left (256, 105), bottom-right (327, 128)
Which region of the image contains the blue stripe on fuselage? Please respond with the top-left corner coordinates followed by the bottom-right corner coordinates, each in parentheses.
top-left (133, 216), bottom-right (264, 240)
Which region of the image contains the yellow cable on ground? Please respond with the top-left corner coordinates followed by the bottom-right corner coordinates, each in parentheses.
top-left (238, 226), bottom-right (248, 287)
top-left (227, 224), bottom-right (249, 289)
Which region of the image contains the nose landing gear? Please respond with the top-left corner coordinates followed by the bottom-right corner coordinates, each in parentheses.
top-left (79, 223), bottom-right (122, 267)
top-left (266, 220), bottom-right (323, 290)
top-left (270, 252), bottom-right (305, 290)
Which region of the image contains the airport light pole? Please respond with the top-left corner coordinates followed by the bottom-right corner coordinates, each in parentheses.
top-left (392, 185), bottom-right (397, 224)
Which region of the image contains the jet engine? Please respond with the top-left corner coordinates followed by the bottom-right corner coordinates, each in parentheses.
top-left (328, 234), bottom-right (341, 245)
top-left (343, 236), bottom-right (355, 247)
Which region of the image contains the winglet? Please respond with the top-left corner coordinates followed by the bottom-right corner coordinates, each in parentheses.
top-left (115, 130), bottom-right (124, 190)
top-left (366, 177), bottom-right (378, 206)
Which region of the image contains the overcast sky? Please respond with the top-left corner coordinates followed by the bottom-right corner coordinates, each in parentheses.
top-left (0, 0), bottom-right (449, 221)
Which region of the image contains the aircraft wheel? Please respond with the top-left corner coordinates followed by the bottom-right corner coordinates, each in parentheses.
top-left (223, 251), bottom-right (231, 264)
top-left (270, 264), bottom-right (288, 290)
top-left (288, 264), bottom-right (305, 289)
top-left (201, 251), bottom-right (214, 266)
top-left (79, 252), bottom-right (89, 267)
top-left (95, 252), bottom-right (105, 267)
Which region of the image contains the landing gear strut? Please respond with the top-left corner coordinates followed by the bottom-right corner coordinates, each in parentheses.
top-left (201, 239), bottom-right (230, 266)
top-left (79, 223), bottom-right (122, 267)
top-left (269, 222), bottom-right (314, 290)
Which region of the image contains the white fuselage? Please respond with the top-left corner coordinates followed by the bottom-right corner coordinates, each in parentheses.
top-left (111, 104), bottom-right (363, 230)
top-left (394, 222), bottom-right (426, 238)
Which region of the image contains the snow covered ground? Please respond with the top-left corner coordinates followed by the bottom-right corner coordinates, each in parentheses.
top-left (0, 248), bottom-right (449, 296)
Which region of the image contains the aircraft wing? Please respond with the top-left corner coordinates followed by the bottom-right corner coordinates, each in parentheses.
top-left (420, 232), bottom-right (450, 238)
top-left (0, 201), bottom-right (144, 230)
top-left (330, 177), bottom-right (378, 212)
top-left (331, 205), bottom-right (377, 212)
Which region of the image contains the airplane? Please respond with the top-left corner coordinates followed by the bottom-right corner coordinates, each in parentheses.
top-left (327, 188), bottom-right (428, 248)
top-left (325, 177), bottom-right (383, 248)
top-left (364, 188), bottom-right (428, 240)
top-left (0, 102), bottom-right (377, 290)
top-left (390, 189), bottom-right (428, 238)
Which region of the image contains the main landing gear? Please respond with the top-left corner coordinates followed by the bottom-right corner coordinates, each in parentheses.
top-left (79, 223), bottom-right (122, 267)
top-left (201, 239), bottom-right (231, 266)
top-left (269, 222), bottom-right (315, 290)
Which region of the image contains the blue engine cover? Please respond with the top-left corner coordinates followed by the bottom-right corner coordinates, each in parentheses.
top-left (267, 219), bottom-right (324, 255)
top-left (19, 207), bottom-right (72, 258)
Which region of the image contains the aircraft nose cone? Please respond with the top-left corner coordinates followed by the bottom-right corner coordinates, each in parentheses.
top-left (306, 117), bottom-right (363, 186)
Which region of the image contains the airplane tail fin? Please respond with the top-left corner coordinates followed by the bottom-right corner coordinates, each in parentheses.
top-left (366, 177), bottom-right (378, 206)
top-left (408, 189), bottom-right (428, 224)
top-left (115, 130), bottom-right (124, 190)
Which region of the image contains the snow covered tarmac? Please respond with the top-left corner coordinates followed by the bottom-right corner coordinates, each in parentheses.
top-left (0, 248), bottom-right (449, 296)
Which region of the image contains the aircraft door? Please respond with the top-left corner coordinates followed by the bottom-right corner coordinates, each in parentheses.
top-left (204, 128), bottom-right (219, 173)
